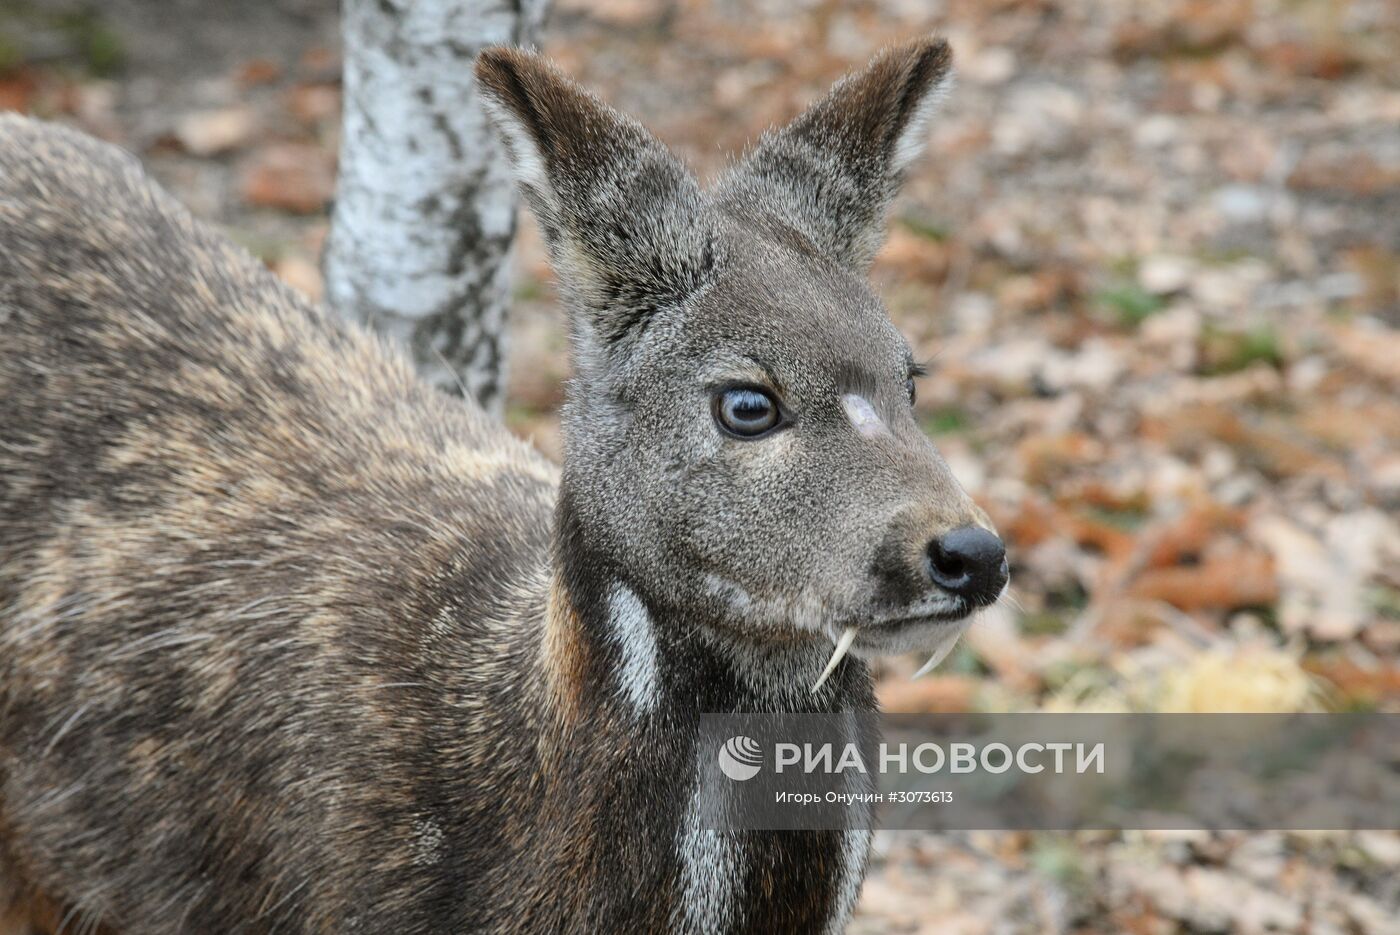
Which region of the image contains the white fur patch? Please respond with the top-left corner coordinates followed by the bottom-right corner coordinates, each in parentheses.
top-left (701, 573), bottom-right (832, 635)
top-left (823, 710), bottom-right (875, 932)
top-left (892, 69), bottom-right (954, 173)
top-left (841, 394), bottom-right (887, 438)
top-left (674, 772), bottom-right (745, 933)
top-left (609, 583), bottom-right (660, 714)
top-left (411, 818), bottom-right (445, 867)
top-left (477, 93), bottom-right (556, 212)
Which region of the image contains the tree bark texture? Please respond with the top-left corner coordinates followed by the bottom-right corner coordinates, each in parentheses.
top-left (325, 0), bottom-right (549, 416)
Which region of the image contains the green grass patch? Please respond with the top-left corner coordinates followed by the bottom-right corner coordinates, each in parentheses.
top-left (0, 30), bottom-right (20, 73)
top-left (512, 277), bottom-right (550, 303)
top-left (225, 229), bottom-right (287, 264)
top-left (0, 3), bottom-right (124, 77)
top-left (56, 8), bottom-right (124, 76)
top-left (1370, 586), bottom-right (1400, 621)
top-left (1198, 324), bottom-right (1283, 375)
top-left (504, 402), bottom-right (552, 432)
top-left (1094, 281), bottom-right (1166, 327)
top-left (946, 642), bottom-right (991, 678)
top-left (1019, 609), bottom-right (1069, 637)
top-left (1046, 580), bottom-right (1089, 612)
top-left (1082, 503), bottom-right (1149, 532)
top-left (1040, 659), bottom-right (1107, 692)
top-left (1029, 835), bottom-right (1089, 891)
top-left (898, 214), bottom-right (952, 243)
top-left (1194, 245), bottom-right (1259, 266)
top-left (922, 407), bottom-right (969, 435)
top-left (1021, 584), bottom-right (1089, 638)
top-left (1107, 255), bottom-right (1140, 277)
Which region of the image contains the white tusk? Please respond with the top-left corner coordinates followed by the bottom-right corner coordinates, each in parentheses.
top-left (811, 626), bottom-right (859, 693)
top-left (911, 622), bottom-right (969, 679)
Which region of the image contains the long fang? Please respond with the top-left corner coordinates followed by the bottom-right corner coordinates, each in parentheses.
top-left (912, 623), bottom-right (968, 679)
top-left (812, 626), bottom-right (858, 693)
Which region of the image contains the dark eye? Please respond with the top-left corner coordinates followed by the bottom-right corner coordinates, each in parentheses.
top-left (905, 376), bottom-right (918, 405)
top-left (714, 387), bottom-right (781, 438)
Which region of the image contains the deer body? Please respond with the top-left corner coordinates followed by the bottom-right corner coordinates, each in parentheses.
top-left (1, 39), bottom-right (1003, 934)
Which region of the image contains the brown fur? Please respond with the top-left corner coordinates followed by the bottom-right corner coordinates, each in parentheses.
top-left (0, 115), bottom-right (564, 932)
top-left (1, 38), bottom-right (994, 934)
top-left (0, 111), bottom-right (864, 935)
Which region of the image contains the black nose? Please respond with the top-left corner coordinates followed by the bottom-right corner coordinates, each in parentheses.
top-left (927, 526), bottom-right (1008, 605)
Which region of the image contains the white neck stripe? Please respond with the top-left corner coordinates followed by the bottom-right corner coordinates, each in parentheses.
top-left (608, 582), bottom-right (660, 715)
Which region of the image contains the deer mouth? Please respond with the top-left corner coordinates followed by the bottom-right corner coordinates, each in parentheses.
top-left (865, 593), bottom-right (973, 632)
top-left (852, 610), bottom-right (970, 659)
top-left (867, 574), bottom-right (1010, 633)
top-left (869, 604), bottom-right (970, 629)
top-left (811, 608), bottom-right (972, 692)
top-left (810, 577), bottom-right (1012, 692)
top-left (841, 578), bottom-right (1009, 677)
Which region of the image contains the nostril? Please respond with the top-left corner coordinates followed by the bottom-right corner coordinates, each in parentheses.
top-left (927, 539), bottom-right (972, 590)
top-left (926, 526), bottom-right (1008, 602)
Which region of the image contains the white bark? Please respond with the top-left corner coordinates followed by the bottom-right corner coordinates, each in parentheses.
top-left (325, 0), bottom-right (549, 416)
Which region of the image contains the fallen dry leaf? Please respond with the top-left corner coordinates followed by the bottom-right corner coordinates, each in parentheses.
top-left (239, 143), bottom-right (335, 214)
top-left (286, 83), bottom-right (341, 127)
top-left (1253, 511), bottom-right (1400, 640)
top-left (0, 71), bottom-right (39, 113)
top-left (1127, 549), bottom-right (1278, 611)
top-left (174, 106), bottom-right (257, 156)
top-left (236, 58), bottom-right (283, 87)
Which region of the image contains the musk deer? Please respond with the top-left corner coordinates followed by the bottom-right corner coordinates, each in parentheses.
top-left (0, 37), bottom-right (1006, 934)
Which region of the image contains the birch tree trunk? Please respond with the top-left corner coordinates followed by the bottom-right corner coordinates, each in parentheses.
top-left (325, 0), bottom-right (549, 416)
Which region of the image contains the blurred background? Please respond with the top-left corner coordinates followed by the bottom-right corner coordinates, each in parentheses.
top-left (2, 0), bottom-right (1397, 930)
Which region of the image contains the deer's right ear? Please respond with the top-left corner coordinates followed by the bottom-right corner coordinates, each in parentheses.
top-left (475, 48), bottom-right (716, 360)
top-left (717, 38), bottom-right (953, 272)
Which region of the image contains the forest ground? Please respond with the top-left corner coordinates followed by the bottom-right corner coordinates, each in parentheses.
top-left (2, 0), bottom-right (1397, 930)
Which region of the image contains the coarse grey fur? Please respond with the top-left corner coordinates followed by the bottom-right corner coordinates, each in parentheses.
top-left (0, 37), bottom-right (1001, 934)
top-left (477, 39), bottom-right (992, 660)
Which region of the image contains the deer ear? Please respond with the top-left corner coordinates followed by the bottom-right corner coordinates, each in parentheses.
top-left (717, 37), bottom-right (953, 271)
top-left (475, 48), bottom-right (716, 356)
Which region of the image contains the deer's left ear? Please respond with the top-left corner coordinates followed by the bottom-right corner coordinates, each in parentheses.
top-left (475, 47), bottom-right (716, 360)
top-left (717, 37), bottom-right (953, 271)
